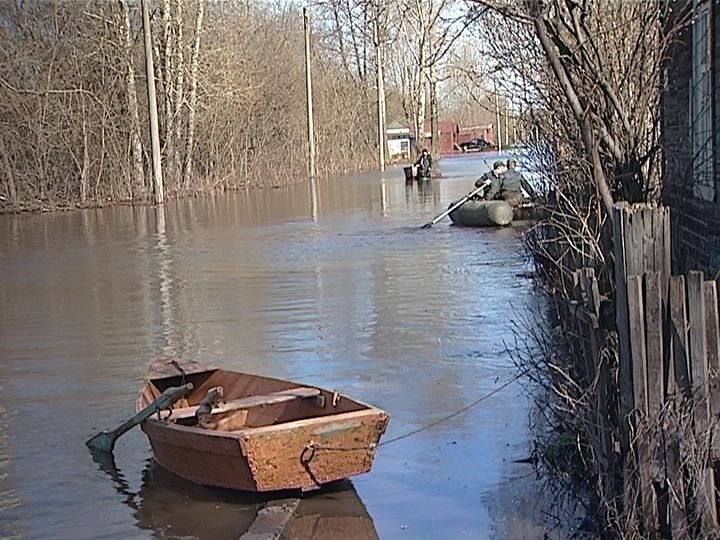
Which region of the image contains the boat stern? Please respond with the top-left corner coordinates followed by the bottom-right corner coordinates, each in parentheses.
top-left (239, 409), bottom-right (389, 492)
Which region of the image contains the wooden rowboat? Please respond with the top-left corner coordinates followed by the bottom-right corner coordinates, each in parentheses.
top-left (137, 357), bottom-right (389, 492)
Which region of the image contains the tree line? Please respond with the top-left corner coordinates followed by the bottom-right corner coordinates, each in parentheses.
top-left (0, 0), bottom-right (497, 212)
top-left (0, 0), bottom-right (384, 211)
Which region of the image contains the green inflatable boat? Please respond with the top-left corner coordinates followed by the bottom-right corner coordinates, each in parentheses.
top-left (448, 199), bottom-right (514, 227)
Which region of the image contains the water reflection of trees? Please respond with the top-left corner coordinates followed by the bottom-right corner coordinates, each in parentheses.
top-left (90, 451), bottom-right (378, 540)
top-left (0, 396), bottom-right (22, 538)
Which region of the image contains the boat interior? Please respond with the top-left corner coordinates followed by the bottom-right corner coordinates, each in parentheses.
top-left (139, 368), bottom-right (370, 432)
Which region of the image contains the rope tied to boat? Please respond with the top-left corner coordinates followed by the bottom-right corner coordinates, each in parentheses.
top-left (378, 368), bottom-right (527, 447)
top-left (170, 359), bottom-right (187, 385)
top-left (299, 367), bottom-right (529, 463)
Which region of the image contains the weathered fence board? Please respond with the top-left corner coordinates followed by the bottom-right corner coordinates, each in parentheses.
top-left (628, 276), bottom-right (649, 416)
top-left (705, 281), bottom-right (720, 463)
top-left (688, 271), bottom-right (718, 526)
top-left (613, 204), bottom-right (634, 454)
top-left (614, 205), bottom-right (671, 457)
top-left (661, 210), bottom-right (673, 402)
top-left (627, 275), bottom-right (658, 532)
top-left (570, 204), bottom-right (720, 536)
top-left (645, 272), bottom-right (665, 418)
top-left (665, 415), bottom-right (687, 539)
top-left (645, 272), bottom-right (670, 535)
top-left (668, 275), bottom-right (691, 536)
top-left (688, 272), bottom-right (708, 398)
top-left (670, 276), bottom-right (691, 396)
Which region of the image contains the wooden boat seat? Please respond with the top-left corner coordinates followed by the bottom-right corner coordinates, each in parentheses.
top-left (165, 387), bottom-right (321, 422)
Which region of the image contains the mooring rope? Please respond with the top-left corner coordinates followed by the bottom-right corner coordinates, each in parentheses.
top-left (378, 367), bottom-right (528, 447)
top-left (170, 359), bottom-right (187, 386)
top-left (301, 367), bottom-right (529, 459)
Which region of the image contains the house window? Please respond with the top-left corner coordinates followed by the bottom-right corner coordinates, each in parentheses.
top-left (692, 0), bottom-right (714, 201)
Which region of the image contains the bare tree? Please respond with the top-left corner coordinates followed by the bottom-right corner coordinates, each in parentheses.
top-left (0, 131), bottom-right (16, 205)
top-left (0, 0), bottom-right (405, 213)
top-left (425, 6), bottom-right (482, 156)
top-left (172, 0), bottom-right (185, 183)
top-left (142, 0), bottom-right (164, 204)
top-left (183, 0), bottom-right (204, 189)
top-left (392, 0), bottom-right (480, 156)
top-left (121, 0), bottom-right (146, 197)
top-left (397, 0), bottom-right (430, 152)
top-left (372, 0), bottom-right (388, 170)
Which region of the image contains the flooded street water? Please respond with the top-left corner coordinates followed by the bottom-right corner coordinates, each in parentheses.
top-left (0, 154), bottom-right (554, 539)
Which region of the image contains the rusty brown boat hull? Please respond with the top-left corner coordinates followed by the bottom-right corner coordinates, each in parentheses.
top-left (137, 357), bottom-right (389, 492)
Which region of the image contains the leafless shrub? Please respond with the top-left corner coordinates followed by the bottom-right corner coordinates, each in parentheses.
top-left (468, 1), bottom-right (696, 533)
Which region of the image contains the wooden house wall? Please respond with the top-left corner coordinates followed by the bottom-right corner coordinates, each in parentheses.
top-left (662, 5), bottom-right (720, 278)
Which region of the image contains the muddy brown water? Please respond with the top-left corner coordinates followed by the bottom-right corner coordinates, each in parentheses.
top-left (0, 154), bottom-right (558, 539)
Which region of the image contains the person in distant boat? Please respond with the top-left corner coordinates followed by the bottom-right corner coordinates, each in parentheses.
top-left (474, 160), bottom-right (506, 199)
top-left (415, 149), bottom-right (433, 180)
top-left (502, 158), bottom-right (539, 206)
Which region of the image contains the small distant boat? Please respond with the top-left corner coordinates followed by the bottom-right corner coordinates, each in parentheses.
top-left (403, 165), bottom-right (430, 182)
top-left (137, 357), bottom-right (389, 492)
top-left (448, 200), bottom-right (544, 227)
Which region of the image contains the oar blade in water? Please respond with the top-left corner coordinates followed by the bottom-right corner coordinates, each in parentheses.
top-left (86, 431), bottom-right (115, 452)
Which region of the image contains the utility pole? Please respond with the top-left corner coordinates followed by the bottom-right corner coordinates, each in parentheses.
top-left (377, 70), bottom-right (386, 171)
top-left (504, 104), bottom-right (510, 148)
top-left (303, 6), bottom-right (316, 181)
top-left (141, 0), bottom-right (163, 205)
top-left (494, 89), bottom-right (502, 154)
top-left (373, 1), bottom-right (386, 172)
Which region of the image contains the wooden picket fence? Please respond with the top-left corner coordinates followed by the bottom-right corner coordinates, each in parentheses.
top-left (568, 204), bottom-right (720, 537)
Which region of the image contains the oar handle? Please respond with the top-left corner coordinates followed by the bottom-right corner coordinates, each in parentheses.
top-left (86, 383), bottom-right (194, 453)
top-left (114, 383), bottom-right (194, 434)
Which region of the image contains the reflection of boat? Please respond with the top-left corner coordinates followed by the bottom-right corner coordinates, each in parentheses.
top-left (89, 449), bottom-right (140, 512)
top-left (90, 451), bottom-right (260, 538)
top-left (137, 357), bottom-right (389, 492)
top-left (403, 165), bottom-right (430, 183)
top-left (283, 480), bottom-right (379, 540)
top-left (449, 200), bottom-right (545, 227)
top-left (90, 452), bottom-right (378, 539)
top-left (135, 458), bottom-right (262, 538)
top-left (403, 165), bottom-right (434, 183)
